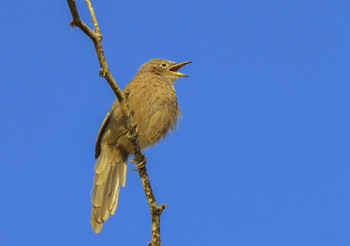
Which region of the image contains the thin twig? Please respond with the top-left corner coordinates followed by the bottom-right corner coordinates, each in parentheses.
top-left (66, 1), bottom-right (166, 245)
top-left (84, 0), bottom-right (100, 34)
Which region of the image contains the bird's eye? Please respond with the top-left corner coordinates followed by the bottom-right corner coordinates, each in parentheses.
top-left (161, 63), bottom-right (167, 67)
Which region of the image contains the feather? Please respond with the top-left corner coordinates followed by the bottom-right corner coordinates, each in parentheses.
top-left (90, 146), bottom-right (127, 233)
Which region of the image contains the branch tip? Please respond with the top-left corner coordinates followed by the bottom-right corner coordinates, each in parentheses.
top-left (160, 204), bottom-right (168, 211)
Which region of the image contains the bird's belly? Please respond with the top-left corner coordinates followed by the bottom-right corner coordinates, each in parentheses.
top-left (136, 101), bottom-right (179, 149)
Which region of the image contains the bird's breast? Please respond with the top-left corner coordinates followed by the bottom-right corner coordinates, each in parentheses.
top-left (128, 81), bottom-right (180, 148)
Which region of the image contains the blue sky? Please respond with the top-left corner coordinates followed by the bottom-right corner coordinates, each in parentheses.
top-left (1, 0), bottom-right (350, 245)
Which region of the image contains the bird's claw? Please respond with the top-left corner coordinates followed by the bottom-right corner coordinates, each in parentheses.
top-left (131, 155), bottom-right (147, 171)
top-left (136, 158), bottom-right (146, 169)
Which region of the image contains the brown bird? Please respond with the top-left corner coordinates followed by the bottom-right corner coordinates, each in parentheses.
top-left (90, 58), bottom-right (191, 233)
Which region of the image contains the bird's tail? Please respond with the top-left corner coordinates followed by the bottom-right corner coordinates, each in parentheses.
top-left (90, 147), bottom-right (127, 233)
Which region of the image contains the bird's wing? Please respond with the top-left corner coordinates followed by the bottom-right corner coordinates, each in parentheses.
top-left (95, 110), bottom-right (112, 159)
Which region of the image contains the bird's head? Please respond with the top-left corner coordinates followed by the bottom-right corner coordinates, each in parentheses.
top-left (138, 58), bottom-right (192, 82)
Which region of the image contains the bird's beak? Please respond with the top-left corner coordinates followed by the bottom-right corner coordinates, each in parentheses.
top-left (169, 61), bottom-right (192, 77)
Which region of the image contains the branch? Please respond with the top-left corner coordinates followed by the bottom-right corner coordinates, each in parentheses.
top-left (66, 1), bottom-right (166, 245)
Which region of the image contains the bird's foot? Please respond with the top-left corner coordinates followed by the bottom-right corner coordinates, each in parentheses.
top-left (131, 155), bottom-right (147, 170)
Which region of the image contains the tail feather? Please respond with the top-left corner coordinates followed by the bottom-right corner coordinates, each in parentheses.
top-left (90, 149), bottom-right (127, 233)
top-left (118, 161), bottom-right (127, 187)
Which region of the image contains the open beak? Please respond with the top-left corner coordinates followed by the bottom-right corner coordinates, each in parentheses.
top-left (169, 61), bottom-right (192, 77)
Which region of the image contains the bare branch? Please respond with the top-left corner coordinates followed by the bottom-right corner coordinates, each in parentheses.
top-left (138, 167), bottom-right (168, 246)
top-left (67, 0), bottom-right (97, 41)
top-left (66, 1), bottom-right (166, 245)
top-left (84, 0), bottom-right (101, 34)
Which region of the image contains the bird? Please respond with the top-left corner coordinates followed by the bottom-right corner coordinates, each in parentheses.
top-left (90, 58), bottom-right (191, 233)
